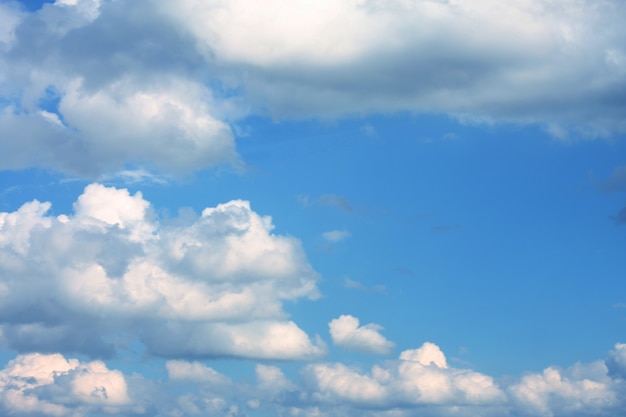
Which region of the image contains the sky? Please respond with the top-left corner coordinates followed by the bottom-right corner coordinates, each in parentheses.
top-left (0, 0), bottom-right (625, 416)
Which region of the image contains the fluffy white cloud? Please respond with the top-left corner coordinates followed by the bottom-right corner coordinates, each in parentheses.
top-left (509, 361), bottom-right (618, 417)
top-left (0, 183), bottom-right (324, 360)
top-left (167, 360), bottom-right (231, 386)
top-left (0, 353), bottom-right (132, 416)
top-left (290, 343), bottom-right (626, 417)
top-left (303, 342), bottom-right (505, 410)
top-left (2, 342), bottom-right (625, 417)
top-left (329, 315), bottom-right (394, 354)
top-left (1, 0), bottom-right (625, 175)
top-left (162, 0), bottom-right (626, 133)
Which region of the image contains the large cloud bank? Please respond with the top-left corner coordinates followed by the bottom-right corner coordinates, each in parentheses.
top-left (0, 183), bottom-right (324, 360)
top-left (1, 0), bottom-right (625, 174)
top-left (2, 342), bottom-right (625, 417)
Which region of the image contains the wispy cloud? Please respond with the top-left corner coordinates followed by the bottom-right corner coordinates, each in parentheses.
top-left (322, 229), bottom-right (351, 242)
top-left (343, 277), bottom-right (385, 293)
top-left (298, 194), bottom-right (353, 212)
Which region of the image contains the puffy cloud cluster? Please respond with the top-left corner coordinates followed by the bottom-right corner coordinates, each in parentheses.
top-left (0, 0), bottom-right (238, 175)
top-left (509, 361), bottom-right (617, 417)
top-left (302, 342), bottom-right (505, 410)
top-left (0, 353), bottom-right (135, 416)
top-left (0, 183), bottom-right (324, 360)
top-left (2, 341), bottom-right (626, 417)
top-left (329, 315), bottom-right (395, 354)
top-left (1, 0), bottom-right (626, 174)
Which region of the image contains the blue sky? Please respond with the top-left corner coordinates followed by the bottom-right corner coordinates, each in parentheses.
top-left (0, 1), bottom-right (625, 416)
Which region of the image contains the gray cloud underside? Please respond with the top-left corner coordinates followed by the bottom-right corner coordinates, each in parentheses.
top-left (1, 0), bottom-right (626, 175)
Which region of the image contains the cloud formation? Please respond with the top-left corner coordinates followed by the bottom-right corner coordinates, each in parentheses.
top-left (2, 0), bottom-right (625, 175)
top-left (329, 315), bottom-right (395, 355)
top-left (0, 353), bottom-right (135, 417)
top-left (1, 341), bottom-right (626, 416)
top-left (0, 183), bottom-right (324, 360)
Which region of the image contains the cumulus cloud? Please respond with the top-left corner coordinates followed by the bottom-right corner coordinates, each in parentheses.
top-left (2, 342), bottom-right (626, 417)
top-left (0, 0), bottom-right (239, 175)
top-left (3, 0), bottom-right (622, 175)
top-left (301, 341), bottom-right (505, 411)
top-left (161, 0), bottom-right (626, 133)
top-left (329, 315), bottom-right (394, 355)
top-left (0, 353), bottom-right (134, 416)
top-left (509, 361), bottom-right (617, 416)
top-left (0, 183), bottom-right (324, 360)
top-left (290, 342), bottom-right (626, 417)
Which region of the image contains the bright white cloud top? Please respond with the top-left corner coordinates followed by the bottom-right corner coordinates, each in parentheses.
top-left (329, 315), bottom-right (394, 354)
top-left (0, 184), bottom-right (324, 360)
top-left (0, 0), bottom-right (625, 416)
top-left (0, 0), bottom-right (626, 174)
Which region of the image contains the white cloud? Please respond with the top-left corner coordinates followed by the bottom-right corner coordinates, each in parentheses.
top-left (302, 341), bottom-right (506, 411)
top-left (509, 361), bottom-right (617, 416)
top-left (399, 341), bottom-right (448, 368)
top-left (329, 315), bottom-right (394, 355)
top-left (0, 353), bottom-right (132, 416)
top-left (166, 360), bottom-right (231, 386)
top-left (0, 183), bottom-right (324, 360)
top-left (161, 0), bottom-right (626, 133)
top-left (322, 230), bottom-right (351, 242)
top-left (1, 342), bottom-right (625, 417)
top-left (1, 0), bottom-right (625, 175)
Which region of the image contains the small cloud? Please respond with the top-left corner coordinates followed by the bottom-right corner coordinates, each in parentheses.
top-left (442, 132), bottom-right (458, 140)
top-left (39, 110), bottom-right (64, 127)
top-left (613, 303), bottom-right (626, 309)
top-left (297, 194), bottom-right (311, 207)
top-left (297, 194), bottom-right (352, 212)
top-left (323, 230), bottom-right (351, 242)
top-left (318, 194), bottom-right (352, 212)
top-left (360, 123), bottom-right (376, 136)
top-left (329, 315), bottom-right (395, 355)
top-left (431, 223), bottom-right (460, 233)
top-left (343, 277), bottom-right (385, 293)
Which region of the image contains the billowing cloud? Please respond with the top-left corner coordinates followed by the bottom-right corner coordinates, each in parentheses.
top-left (293, 342), bottom-right (626, 417)
top-left (329, 315), bottom-right (394, 354)
top-left (0, 353), bottom-right (135, 416)
top-left (509, 361), bottom-right (617, 417)
top-left (162, 0), bottom-right (626, 133)
top-left (301, 341), bottom-right (506, 411)
top-left (0, 0), bottom-right (239, 175)
top-left (2, 341), bottom-right (626, 416)
top-left (0, 183), bottom-right (325, 360)
top-left (2, 0), bottom-right (625, 175)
